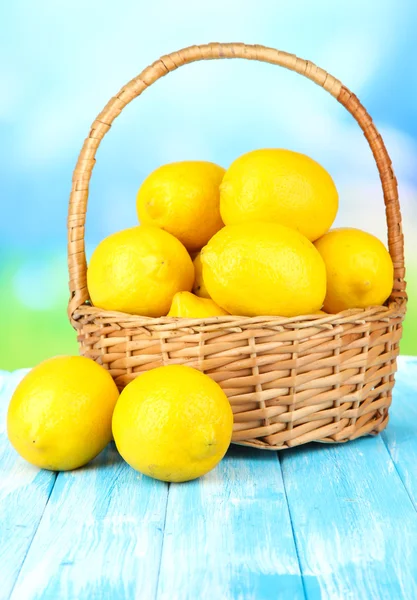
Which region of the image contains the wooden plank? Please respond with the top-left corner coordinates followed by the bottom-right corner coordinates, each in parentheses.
top-left (382, 356), bottom-right (417, 509)
top-left (9, 443), bottom-right (169, 600)
top-left (4, 357), bottom-right (417, 599)
top-left (156, 446), bottom-right (305, 600)
top-left (0, 370), bottom-right (57, 600)
top-left (280, 434), bottom-right (417, 600)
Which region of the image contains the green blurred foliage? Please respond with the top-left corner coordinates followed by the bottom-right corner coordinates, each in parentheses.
top-left (1, 255), bottom-right (78, 370)
top-left (400, 271), bottom-right (416, 356)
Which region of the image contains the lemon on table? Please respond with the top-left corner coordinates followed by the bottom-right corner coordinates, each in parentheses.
top-left (7, 356), bottom-right (119, 471)
top-left (167, 291), bottom-right (229, 318)
top-left (112, 365), bottom-right (233, 482)
top-left (136, 161), bottom-right (225, 252)
top-left (201, 222), bottom-right (326, 317)
top-left (314, 228), bottom-right (394, 313)
top-left (87, 225), bottom-right (194, 317)
top-left (192, 251), bottom-right (211, 298)
top-left (220, 149), bottom-right (338, 241)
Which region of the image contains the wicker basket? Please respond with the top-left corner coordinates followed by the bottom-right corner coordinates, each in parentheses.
top-left (68, 42), bottom-right (407, 450)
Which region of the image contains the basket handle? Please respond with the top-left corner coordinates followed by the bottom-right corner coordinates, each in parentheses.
top-left (68, 42), bottom-right (406, 319)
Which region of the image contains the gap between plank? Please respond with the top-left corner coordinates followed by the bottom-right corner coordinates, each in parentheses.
top-left (381, 435), bottom-right (417, 513)
top-left (7, 472), bottom-right (58, 600)
top-left (276, 452), bottom-right (308, 600)
top-left (154, 482), bottom-right (171, 600)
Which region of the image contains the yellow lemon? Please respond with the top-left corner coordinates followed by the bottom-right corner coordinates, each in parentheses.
top-left (136, 161), bottom-right (225, 252)
top-left (167, 291), bottom-right (229, 318)
top-left (112, 365), bottom-right (233, 482)
top-left (192, 251), bottom-right (211, 298)
top-left (314, 228), bottom-right (394, 313)
top-left (220, 149), bottom-right (338, 241)
top-left (201, 222), bottom-right (326, 317)
top-left (87, 226), bottom-right (194, 317)
top-left (7, 356), bottom-right (119, 471)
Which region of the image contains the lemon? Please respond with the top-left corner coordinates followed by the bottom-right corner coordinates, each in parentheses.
top-left (315, 228), bottom-right (394, 313)
top-left (112, 365), bottom-right (233, 482)
top-left (201, 222), bottom-right (326, 317)
top-left (220, 149), bottom-right (338, 241)
top-left (167, 291), bottom-right (229, 318)
top-left (192, 251), bottom-right (211, 298)
top-left (7, 356), bottom-right (119, 471)
top-left (87, 226), bottom-right (194, 317)
top-left (136, 161), bottom-right (225, 252)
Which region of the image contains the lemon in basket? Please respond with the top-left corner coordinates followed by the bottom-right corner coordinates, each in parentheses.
top-left (87, 225), bottom-right (194, 317)
top-left (136, 161), bottom-right (225, 252)
top-left (220, 148), bottom-right (338, 241)
top-left (201, 222), bottom-right (326, 317)
top-left (192, 251), bottom-right (211, 298)
top-left (315, 228), bottom-right (394, 313)
top-left (7, 356), bottom-right (119, 471)
top-left (112, 365), bottom-right (233, 482)
top-left (167, 291), bottom-right (229, 318)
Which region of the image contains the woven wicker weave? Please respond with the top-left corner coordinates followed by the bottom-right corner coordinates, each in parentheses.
top-left (68, 43), bottom-right (407, 450)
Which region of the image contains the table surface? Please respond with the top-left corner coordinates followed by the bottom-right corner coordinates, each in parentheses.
top-left (1, 357), bottom-right (417, 600)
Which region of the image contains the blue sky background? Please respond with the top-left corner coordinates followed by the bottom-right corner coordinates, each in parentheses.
top-left (1, 0), bottom-right (416, 368)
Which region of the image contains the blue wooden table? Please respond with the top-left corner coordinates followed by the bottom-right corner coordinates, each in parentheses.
top-left (1, 357), bottom-right (417, 600)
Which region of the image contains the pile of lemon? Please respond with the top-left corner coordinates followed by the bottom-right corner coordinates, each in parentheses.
top-left (7, 149), bottom-right (394, 483)
top-left (88, 148), bottom-right (393, 318)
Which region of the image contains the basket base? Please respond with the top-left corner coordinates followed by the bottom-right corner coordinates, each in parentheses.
top-left (233, 411), bottom-right (389, 450)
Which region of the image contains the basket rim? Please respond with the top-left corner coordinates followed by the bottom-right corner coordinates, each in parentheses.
top-left (72, 298), bottom-right (407, 331)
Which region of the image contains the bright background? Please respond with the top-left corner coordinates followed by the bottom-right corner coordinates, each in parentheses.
top-left (1, 1), bottom-right (416, 370)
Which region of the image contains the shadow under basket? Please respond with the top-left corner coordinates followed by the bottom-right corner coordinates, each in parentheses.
top-left (67, 42), bottom-right (407, 450)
